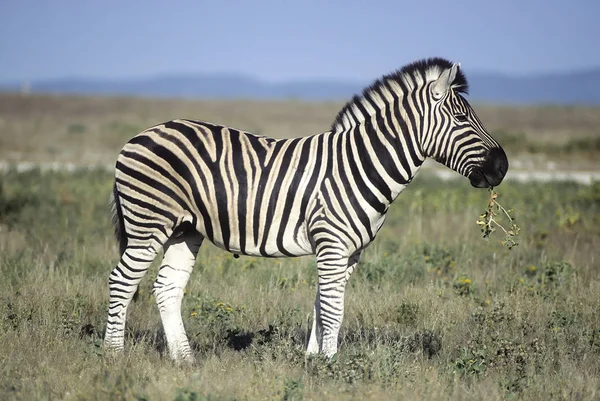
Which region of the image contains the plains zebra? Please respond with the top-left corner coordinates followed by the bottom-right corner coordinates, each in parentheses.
top-left (103, 58), bottom-right (508, 363)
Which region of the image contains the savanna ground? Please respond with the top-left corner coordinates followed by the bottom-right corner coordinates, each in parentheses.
top-left (1, 93), bottom-right (599, 169)
top-left (0, 93), bottom-right (599, 400)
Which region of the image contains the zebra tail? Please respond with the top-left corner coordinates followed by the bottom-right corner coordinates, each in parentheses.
top-left (109, 182), bottom-right (127, 257)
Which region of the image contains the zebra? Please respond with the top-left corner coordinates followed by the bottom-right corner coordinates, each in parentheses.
top-left (103, 57), bottom-right (508, 364)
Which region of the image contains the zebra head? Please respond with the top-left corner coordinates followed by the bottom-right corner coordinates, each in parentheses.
top-left (419, 60), bottom-right (508, 188)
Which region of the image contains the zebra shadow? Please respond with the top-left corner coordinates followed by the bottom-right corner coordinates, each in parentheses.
top-left (129, 327), bottom-right (169, 355)
top-left (84, 323), bottom-right (440, 360)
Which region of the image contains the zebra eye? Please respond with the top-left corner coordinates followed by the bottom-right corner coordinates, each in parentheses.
top-left (455, 114), bottom-right (468, 123)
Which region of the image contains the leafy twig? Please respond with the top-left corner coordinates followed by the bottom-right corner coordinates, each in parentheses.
top-left (476, 189), bottom-right (520, 249)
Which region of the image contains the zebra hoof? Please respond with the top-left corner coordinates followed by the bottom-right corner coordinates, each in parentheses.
top-left (103, 339), bottom-right (125, 354)
top-left (172, 355), bottom-right (196, 367)
top-left (169, 349), bottom-right (196, 367)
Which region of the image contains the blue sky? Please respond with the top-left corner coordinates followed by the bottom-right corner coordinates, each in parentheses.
top-left (1, 0), bottom-right (598, 83)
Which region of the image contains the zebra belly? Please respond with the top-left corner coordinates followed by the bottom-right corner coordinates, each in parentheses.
top-left (201, 217), bottom-right (315, 258)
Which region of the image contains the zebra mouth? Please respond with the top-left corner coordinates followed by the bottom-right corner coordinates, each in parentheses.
top-left (469, 168), bottom-right (492, 188)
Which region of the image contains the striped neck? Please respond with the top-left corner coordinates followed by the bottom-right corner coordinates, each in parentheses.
top-left (331, 82), bottom-right (426, 203)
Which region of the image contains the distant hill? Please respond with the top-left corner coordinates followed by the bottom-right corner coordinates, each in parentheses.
top-left (466, 69), bottom-right (600, 105)
top-left (2, 68), bottom-right (600, 105)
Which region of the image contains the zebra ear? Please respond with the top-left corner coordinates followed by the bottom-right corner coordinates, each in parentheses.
top-left (432, 63), bottom-right (460, 99)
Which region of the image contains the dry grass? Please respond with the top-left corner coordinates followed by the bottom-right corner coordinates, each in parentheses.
top-left (0, 93), bottom-right (599, 169)
top-left (0, 169), bottom-right (599, 400)
top-left (0, 94), bottom-right (338, 164)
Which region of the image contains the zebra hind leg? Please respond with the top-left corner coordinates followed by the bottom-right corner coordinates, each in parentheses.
top-left (104, 245), bottom-right (158, 353)
top-left (153, 232), bottom-right (203, 364)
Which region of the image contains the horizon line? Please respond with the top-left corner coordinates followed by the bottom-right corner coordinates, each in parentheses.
top-left (2, 64), bottom-right (600, 86)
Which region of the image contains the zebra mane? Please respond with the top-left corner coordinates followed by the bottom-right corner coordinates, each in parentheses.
top-left (331, 57), bottom-right (469, 131)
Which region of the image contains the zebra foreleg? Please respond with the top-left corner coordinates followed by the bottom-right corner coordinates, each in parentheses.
top-left (104, 246), bottom-right (158, 353)
top-left (306, 285), bottom-right (322, 355)
top-left (153, 233), bottom-right (203, 364)
top-left (306, 251), bottom-right (361, 357)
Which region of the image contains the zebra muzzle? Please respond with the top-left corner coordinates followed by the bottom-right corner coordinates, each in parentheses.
top-left (470, 147), bottom-right (509, 188)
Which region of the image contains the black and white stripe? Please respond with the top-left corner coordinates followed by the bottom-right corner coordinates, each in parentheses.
top-left (103, 57), bottom-right (508, 362)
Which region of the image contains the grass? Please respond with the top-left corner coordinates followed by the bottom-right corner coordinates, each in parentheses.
top-left (1, 93), bottom-right (599, 169)
top-left (491, 129), bottom-right (600, 157)
top-left (0, 168), bottom-right (599, 400)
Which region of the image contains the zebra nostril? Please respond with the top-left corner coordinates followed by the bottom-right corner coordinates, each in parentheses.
top-left (497, 164), bottom-right (505, 177)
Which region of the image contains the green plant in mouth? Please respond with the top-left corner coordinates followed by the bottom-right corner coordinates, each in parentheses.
top-left (476, 188), bottom-right (521, 249)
